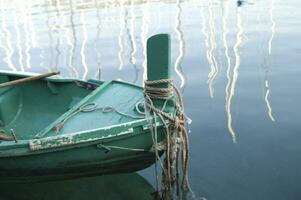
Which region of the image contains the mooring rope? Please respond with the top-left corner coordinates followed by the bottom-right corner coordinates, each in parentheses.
top-left (144, 78), bottom-right (191, 199)
top-left (54, 102), bottom-right (145, 133)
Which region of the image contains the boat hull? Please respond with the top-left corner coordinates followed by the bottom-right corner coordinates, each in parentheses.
top-left (0, 127), bottom-right (164, 183)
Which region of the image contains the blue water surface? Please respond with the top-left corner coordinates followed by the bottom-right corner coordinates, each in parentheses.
top-left (0, 0), bottom-right (300, 199)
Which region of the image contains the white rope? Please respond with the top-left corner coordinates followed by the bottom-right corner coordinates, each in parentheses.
top-left (54, 102), bottom-right (145, 133)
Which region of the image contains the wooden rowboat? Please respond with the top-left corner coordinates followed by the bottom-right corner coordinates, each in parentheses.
top-left (0, 34), bottom-right (171, 182)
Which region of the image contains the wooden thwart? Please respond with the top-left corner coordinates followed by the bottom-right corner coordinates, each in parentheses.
top-left (0, 72), bottom-right (60, 88)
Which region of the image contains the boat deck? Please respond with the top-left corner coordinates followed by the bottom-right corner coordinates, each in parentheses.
top-left (0, 72), bottom-right (144, 140)
top-left (36, 80), bottom-right (145, 138)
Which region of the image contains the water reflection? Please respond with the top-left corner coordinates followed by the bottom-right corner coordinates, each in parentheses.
top-left (94, 0), bottom-right (102, 79)
top-left (127, 0), bottom-right (139, 83)
top-left (26, 0), bottom-right (37, 49)
top-left (174, 0), bottom-right (186, 89)
top-left (118, 0), bottom-right (125, 71)
top-left (207, 0), bottom-right (219, 98)
top-left (69, 0), bottom-right (80, 78)
top-left (0, 173), bottom-right (155, 200)
top-left (46, 0), bottom-right (54, 72)
top-left (200, 1), bottom-right (210, 78)
top-left (0, 3), bottom-right (16, 71)
top-left (201, 0), bottom-right (219, 98)
top-left (263, 0), bottom-right (276, 122)
top-left (222, 0), bottom-right (236, 142)
top-left (13, 3), bottom-right (24, 71)
top-left (0, 1), bottom-right (299, 199)
top-left (53, 0), bottom-right (62, 72)
top-left (80, 1), bottom-right (89, 80)
top-left (21, 1), bottom-right (33, 69)
top-left (225, 5), bottom-right (244, 143)
top-left (141, 0), bottom-right (149, 82)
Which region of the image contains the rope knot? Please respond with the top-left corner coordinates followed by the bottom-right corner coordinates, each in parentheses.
top-left (143, 78), bottom-right (191, 198)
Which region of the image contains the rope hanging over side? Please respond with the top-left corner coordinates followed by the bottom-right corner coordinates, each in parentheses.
top-left (144, 79), bottom-right (191, 199)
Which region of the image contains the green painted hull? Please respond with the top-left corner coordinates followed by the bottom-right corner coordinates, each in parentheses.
top-left (0, 71), bottom-right (165, 182)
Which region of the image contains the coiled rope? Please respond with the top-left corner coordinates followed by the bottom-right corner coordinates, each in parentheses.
top-left (54, 103), bottom-right (144, 133)
top-left (144, 79), bottom-right (191, 199)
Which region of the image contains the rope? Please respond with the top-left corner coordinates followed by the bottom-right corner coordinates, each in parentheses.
top-left (144, 79), bottom-right (191, 199)
top-left (54, 102), bottom-right (145, 133)
top-left (0, 130), bottom-right (13, 141)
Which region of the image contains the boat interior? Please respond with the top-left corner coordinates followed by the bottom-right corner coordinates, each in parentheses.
top-left (0, 73), bottom-right (95, 141)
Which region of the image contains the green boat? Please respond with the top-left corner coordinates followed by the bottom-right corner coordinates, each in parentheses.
top-left (0, 34), bottom-right (172, 182)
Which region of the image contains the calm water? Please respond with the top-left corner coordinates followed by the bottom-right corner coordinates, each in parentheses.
top-left (0, 173), bottom-right (155, 200)
top-left (0, 0), bottom-right (301, 199)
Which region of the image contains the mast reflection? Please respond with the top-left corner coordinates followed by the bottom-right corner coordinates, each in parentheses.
top-left (27, 0), bottom-right (37, 49)
top-left (222, 1), bottom-right (236, 142)
top-left (127, 0), bottom-right (139, 84)
top-left (22, 1), bottom-right (33, 69)
top-left (69, 0), bottom-right (80, 78)
top-left (263, 0), bottom-right (276, 122)
top-left (80, 0), bottom-right (89, 80)
top-left (0, 3), bottom-right (16, 71)
top-left (13, 3), bottom-right (25, 71)
top-left (141, 0), bottom-right (149, 82)
top-left (94, 0), bottom-right (102, 80)
top-left (207, 0), bottom-right (218, 98)
top-left (223, 0), bottom-right (231, 116)
top-left (54, 0), bottom-right (62, 72)
top-left (118, 0), bottom-right (125, 71)
top-left (174, 0), bottom-right (186, 89)
top-left (225, 6), bottom-right (243, 143)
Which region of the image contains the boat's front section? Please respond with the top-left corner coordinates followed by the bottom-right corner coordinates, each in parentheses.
top-left (0, 34), bottom-right (188, 192)
top-left (0, 79), bottom-right (167, 182)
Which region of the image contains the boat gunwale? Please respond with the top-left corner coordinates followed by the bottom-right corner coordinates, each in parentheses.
top-left (0, 117), bottom-right (166, 157)
top-left (0, 70), bottom-right (145, 88)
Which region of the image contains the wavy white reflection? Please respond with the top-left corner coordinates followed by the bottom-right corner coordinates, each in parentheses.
top-left (118, 0), bottom-right (125, 71)
top-left (223, 1), bottom-right (231, 113)
top-left (46, 0), bottom-right (54, 72)
top-left (226, 7), bottom-right (243, 143)
top-left (20, 1), bottom-right (33, 69)
top-left (141, 0), bottom-right (149, 81)
top-left (94, 0), bottom-right (102, 80)
top-left (202, 0), bottom-right (218, 98)
top-left (222, 1), bottom-right (235, 142)
top-left (0, 4), bottom-right (16, 71)
top-left (264, 0), bottom-right (276, 122)
top-left (208, 0), bottom-right (219, 98)
top-left (268, 0), bottom-right (275, 55)
top-left (68, 0), bottom-right (79, 78)
top-left (26, 0), bottom-right (37, 49)
top-left (125, 0), bottom-right (139, 83)
top-left (57, 0), bottom-right (76, 77)
top-left (80, 2), bottom-right (89, 80)
top-left (13, 4), bottom-right (24, 71)
top-left (130, 0), bottom-right (137, 66)
top-left (201, 3), bottom-right (210, 72)
top-left (264, 81), bottom-right (275, 121)
top-left (54, 0), bottom-right (62, 72)
top-left (174, 0), bottom-right (186, 89)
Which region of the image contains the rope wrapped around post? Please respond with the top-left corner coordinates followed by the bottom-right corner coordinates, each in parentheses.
top-left (144, 78), bottom-right (191, 198)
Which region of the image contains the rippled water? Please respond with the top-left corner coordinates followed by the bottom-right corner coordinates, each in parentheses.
top-left (0, 0), bottom-right (301, 199)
